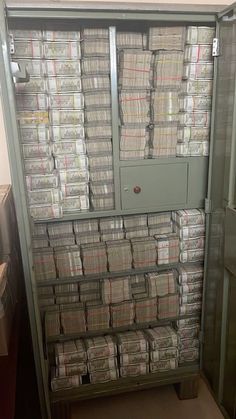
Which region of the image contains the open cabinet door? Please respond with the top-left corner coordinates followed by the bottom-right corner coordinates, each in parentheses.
top-left (202, 3), bottom-right (236, 418)
top-left (0, 1), bottom-right (51, 418)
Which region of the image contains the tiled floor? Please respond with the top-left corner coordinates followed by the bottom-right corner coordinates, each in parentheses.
top-left (71, 378), bottom-right (224, 419)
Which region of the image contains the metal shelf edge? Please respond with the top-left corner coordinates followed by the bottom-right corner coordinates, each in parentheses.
top-left (33, 202), bottom-right (205, 224)
top-left (36, 262), bottom-right (181, 287)
top-left (7, 9), bottom-right (217, 22)
top-left (5, 1), bottom-right (223, 14)
top-left (50, 364), bottom-right (200, 404)
top-left (46, 315), bottom-right (201, 343)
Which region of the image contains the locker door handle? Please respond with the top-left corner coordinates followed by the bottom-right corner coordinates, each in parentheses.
top-left (133, 186), bottom-right (141, 194)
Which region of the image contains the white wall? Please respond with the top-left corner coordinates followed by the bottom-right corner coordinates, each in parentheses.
top-left (0, 0), bottom-right (230, 185)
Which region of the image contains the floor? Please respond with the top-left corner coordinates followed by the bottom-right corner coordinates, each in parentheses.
top-left (71, 378), bottom-right (224, 419)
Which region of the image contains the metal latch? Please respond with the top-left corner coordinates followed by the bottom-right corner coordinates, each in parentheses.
top-left (205, 198), bottom-right (212, 214)
top-left (212, 38), bottom-right (220, 57)
top-left (11, 62), bottom-right (30, 83)
top-left (222, 14), bottom-right (236, 22)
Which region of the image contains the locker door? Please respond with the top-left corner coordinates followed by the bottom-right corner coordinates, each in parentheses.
top-left (0, 2), bottom-right (51, 419)
top-left (202, 3), bottom-right (236, 418)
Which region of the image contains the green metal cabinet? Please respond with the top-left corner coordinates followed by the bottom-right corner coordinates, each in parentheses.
top-left (1, 1), bottom-right (236, 419)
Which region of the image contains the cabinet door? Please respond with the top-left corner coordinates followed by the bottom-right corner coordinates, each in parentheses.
top-left (222, 272), bottom-right (236, 419)
top-left (120, 158), bottom-right (208, 211)
top-left (203, 4), bottom-right (236, 418)
top-left (120, 162), bottom-right (188, 210)
top-left (224, 209), bottom-right (236, 419)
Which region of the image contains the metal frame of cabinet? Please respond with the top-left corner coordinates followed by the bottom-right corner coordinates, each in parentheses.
top-left (1, 1), bottom-right (236, 418)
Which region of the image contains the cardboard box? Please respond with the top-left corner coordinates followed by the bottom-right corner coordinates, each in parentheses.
top-left (0, 185), bottom-right (18, 257)
top-left (0, 261), bottom-right (16, 356)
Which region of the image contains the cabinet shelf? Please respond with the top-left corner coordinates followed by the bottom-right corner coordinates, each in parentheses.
top-left (34, 202), bottom-right (204, 224)
top-left (119, 156), bottom-right (208, 167)
top-left (46, 314), bottom-right (200, 343)
top-left (50, 364), bottom-right (200, 404)
top-left (36, 262), bottom-right (184, 287)
top-left (33, 156), bottom-right (208, 224)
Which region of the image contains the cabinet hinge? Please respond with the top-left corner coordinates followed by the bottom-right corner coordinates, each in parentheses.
top-left (205, 198), bottom-right (212, 214)
top-left (222, 14), bottom-right (236, 22)
top-left (199, 330), bottom-right (204, 344)
top-left (9, 34), bottom-right (14, 55)
top-left (212, 38), bottom-right (220, 57)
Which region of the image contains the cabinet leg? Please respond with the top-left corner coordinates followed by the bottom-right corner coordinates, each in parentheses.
top-left (175, 376), bottom-right (199, 400)
top-left (51, 402), bottom-right (71, 419)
